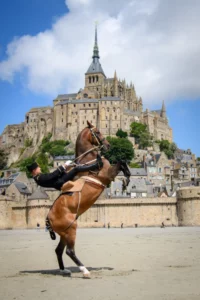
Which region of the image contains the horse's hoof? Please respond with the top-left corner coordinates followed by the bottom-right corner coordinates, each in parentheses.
top-left (60, 269), bottom-right (71, 276)
top-left (83, 272), bottom-right (91, 279)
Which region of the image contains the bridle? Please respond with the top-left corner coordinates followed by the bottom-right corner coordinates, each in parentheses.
top-left (74, 127), bottom-right (106, 164)
top-left (89, 127), bottom-right (106, 147)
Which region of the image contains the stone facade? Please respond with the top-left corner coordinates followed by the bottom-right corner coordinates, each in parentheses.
top-left (0, 27), bottom-right (172, 165)
top-left (1, 184), bottom-right (200, 229)
top-left (177, 186), bottom-right (200, 226)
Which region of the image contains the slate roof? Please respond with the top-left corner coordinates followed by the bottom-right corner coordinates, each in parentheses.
top-left (126, 178), bottom-right (147, 193)
top-left (28, 187), bottom-right (49, 200)
top-left (101, 97), bottom-right (121, 101)
top-left (8, 172), bottom-right (20, 179)
top-left (154, 154), bottom-right (161, 163)
top-left (14, 182), bottom-right (31, 195)
top-left (86, 58), bottom-right (106, 76)
top-left (56, 93), bottom-right (77, 100)
top-left (111, 178), bottom-right (148, 195)
top-left (118, 168), bottom-right (147, 176)
top-left (151, 109), bottom-right (161, 114)
top-left (55, 99), bottom-right (99, 106)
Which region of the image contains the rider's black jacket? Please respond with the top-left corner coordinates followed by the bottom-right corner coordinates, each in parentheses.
top-left (33, 166), bottom-right (67, 190)
top-left (33, 156), bottom-right (103, 191)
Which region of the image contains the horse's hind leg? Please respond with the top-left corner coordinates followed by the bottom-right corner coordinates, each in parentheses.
top-left (66, 224), bottom-right (90, 278)
top-left (55, 238), bottom-right (71, 275)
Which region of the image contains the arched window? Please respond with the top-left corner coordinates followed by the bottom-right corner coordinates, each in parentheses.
top-left (93, 76), bottom-right (95, 83)
top-left (96, 75), bottom-right (98, 82)
top-left (89, 76), bottom-right (91, 83)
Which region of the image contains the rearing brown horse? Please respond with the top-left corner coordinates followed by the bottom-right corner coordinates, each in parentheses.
top-left (47, 121), bottom-right (131, 277)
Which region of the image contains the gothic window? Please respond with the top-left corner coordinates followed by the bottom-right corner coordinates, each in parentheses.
top-left (74, 104), bottom-right (76, 107)
top-left (89, 104), bottom-right (91, 107)
top-left (26, 116), bottom-right (29, 123)
top-left (89, 76), bottom-right (91, 83)
top-left (93, 76), bottom-right (95, 83)
top-left (96, 75), bottom-right (98, 82)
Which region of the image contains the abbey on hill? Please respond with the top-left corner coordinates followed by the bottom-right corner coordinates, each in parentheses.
top-left (0, 26), bottom-right (172, 165)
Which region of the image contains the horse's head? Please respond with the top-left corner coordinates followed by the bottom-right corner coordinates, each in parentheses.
top-left (87, 121), bottom-right (110, 151)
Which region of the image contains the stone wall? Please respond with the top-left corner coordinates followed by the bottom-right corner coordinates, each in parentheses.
top-left (0, 196), bottom-right (14, 229)
top-left (2, 187), bottom-right (200, 229)
top-left (177, 186), bottom-right (200, 226)
top-left (78, 197), bottom-right (178, 228)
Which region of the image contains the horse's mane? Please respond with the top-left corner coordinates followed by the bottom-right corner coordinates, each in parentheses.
top-left (75, 126), bottom-right (90, 157)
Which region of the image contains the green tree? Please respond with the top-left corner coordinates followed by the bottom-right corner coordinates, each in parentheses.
top-left (129, 162), bottom-right (141, 168)
top-left (102, 137), bottom-right (134, 164)
top-left (0, 148), bottom-right (8, 169)
top-left (0, 149), bottom-right (7, 169)
top-left (116, 129), bottom-right (128, 138)
top-left (130, 122), bottom-right (153, 148)
top-left (40, 139), bottom-right (69, 156)
top-left (197, 157), bottom-right (200, 161)
top-left (139, 131), bottom-right (153, 149)
top-left (19, 157), bottom-right (35, 178)
top-left (130, 122), bottom-right (147, 140)
top-left (36, 153), bottom-right (49, 173)
top-left (157, 140), bottom-right (177, 159)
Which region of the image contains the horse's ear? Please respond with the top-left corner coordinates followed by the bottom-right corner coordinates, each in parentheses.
top-left (87, 121), bottom-right (93, 128)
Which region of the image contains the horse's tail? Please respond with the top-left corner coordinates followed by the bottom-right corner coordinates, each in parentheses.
top-left (45, 216), bottom-right (56, 240)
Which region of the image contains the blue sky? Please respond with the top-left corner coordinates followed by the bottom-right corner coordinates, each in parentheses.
top-left (0, 0), bottom-right (199, 157)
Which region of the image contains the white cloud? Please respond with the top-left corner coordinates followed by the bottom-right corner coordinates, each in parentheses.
top-left (0, 0), bottom-right (200, 105)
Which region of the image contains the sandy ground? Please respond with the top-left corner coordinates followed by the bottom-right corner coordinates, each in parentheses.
top-left (0, 227), bottom-right (200, 300)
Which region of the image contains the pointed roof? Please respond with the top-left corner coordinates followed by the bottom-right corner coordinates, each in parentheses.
top-left (160, 100), bottom-right (166, 118)
top-left (14, 182), bottom-right (31, 195)
top-left (28, 187), bottom-right (49, 200)
top-left (85, 25), bottom-right (106, 77)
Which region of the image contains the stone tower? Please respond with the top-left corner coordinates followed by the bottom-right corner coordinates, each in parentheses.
top-left (84, 24), bottom-right (106, 98)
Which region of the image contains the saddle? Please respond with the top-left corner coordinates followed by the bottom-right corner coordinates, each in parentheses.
top-left (61, 176), bottom-right (105, 193)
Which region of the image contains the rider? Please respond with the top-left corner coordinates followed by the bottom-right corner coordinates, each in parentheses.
top-left (27, 155), bottom-right (103, 191)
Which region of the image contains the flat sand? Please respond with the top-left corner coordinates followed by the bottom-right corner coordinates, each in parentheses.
top-left (0, 227), bottom-right (200, 300)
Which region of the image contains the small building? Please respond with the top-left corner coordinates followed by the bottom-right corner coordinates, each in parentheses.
top-left (53, 155), bottom-right (75, 168)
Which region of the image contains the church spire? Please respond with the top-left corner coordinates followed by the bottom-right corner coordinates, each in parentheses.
top-left (93, 23), bottom-right (100, 59)
top-left (160, 100), bottom-right (166, 118)
top-left (85, 24), bottom-right (106, 77)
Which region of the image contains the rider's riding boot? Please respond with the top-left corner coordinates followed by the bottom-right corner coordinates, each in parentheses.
top-left (76, 154), bottom-right (103, 172)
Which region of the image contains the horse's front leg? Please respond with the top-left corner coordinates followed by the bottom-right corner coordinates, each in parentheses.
top-left (66, 248), bottom-right (90, 278)
top-left (66, 223), bottom-right (90, 278)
